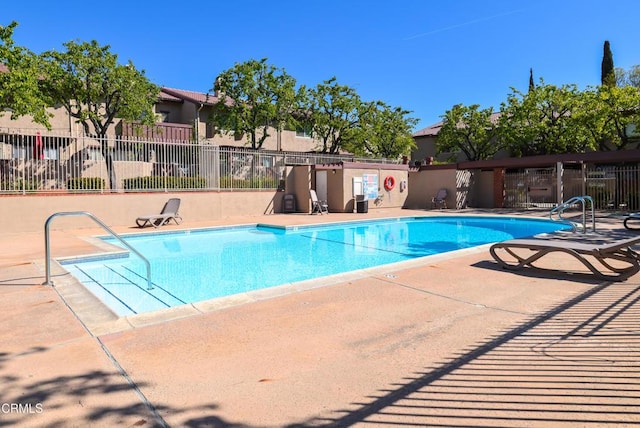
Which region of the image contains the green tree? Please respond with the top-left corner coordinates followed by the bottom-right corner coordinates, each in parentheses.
top-left (589, 85), bottom-right (640, 150)
top-left (304, 77), bottom-right (361, 154)
top-left (436, 104), bottom-right (501, 161)
top-left (601, 40), bottom-right (616, 87)
top-left (0, 21), bottom-right (51, 126)
top-left (212, 58), bottom-right (300, 149)
top-left (40, 40), bottom-right (158, 189)
top-left (348, 101), bottom-right (417, 158)
top-left (573, 87), bottom-right (614, 151)
top-left (40, 40), bottom-right (158, 138)
top-left (498, 81), bottom-right (593, 156)
top-left (615, 65), bottom-right (640, 88)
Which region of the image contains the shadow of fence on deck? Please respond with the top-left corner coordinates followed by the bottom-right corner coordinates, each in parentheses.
top-left (301, 281), bottom-right (640, 427)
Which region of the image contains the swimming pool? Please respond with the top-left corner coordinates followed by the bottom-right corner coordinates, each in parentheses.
top-left (62, 216), bottom-right (572, 316)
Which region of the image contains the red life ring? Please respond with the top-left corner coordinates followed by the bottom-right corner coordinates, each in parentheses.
top-left (384, 176), bottom-right (395, 191)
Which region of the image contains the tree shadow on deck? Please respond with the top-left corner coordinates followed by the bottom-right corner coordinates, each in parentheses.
top-left (0, 338), bottom-right (251, 428)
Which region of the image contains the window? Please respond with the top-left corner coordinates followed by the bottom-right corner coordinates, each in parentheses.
top-left (158, 111), bottom-right (170, 123)
top-left (43, 147), bottom-right (58, 160)
top-left (85, 147), bottom-right (103, 161)
top-left (260, 156), bottom-right (273, 168)
top-left (296, 126), bottom-right (312, 138)
top-left (12, 145), bottom-right (57, 160)
top-left (12, 146), bottom-right (26, 159)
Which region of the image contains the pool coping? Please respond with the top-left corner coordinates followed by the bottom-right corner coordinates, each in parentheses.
top-left (45, 213), bottom-right (570, 336)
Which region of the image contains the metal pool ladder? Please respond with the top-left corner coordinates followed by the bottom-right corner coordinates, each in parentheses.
top-left (43, 211), bottom-right (153, 290)
top-left (549, 195), bottom-right (595, 233)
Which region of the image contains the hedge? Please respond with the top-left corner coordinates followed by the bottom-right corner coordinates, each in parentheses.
top-left (0, 180), bottom-right (38, 191)
top-left (67, 177), bottom-right (105, 190)
top-left (123, 176), bottom-right (207, 190)
top-left (219, 176), bottom-right (279, 189)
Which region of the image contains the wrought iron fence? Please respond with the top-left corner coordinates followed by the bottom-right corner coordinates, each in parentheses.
top-left (0, 132), bottom-right (400, 194)
top-left (504, 168), bottom-right (558, 209)
top-left (504, 165), bottom-right (640, 211)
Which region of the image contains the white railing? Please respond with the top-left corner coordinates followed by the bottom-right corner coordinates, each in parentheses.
top-left (0, 132), bottom-right (400, 194)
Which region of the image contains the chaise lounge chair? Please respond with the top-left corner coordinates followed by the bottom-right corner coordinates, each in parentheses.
top-left (432, 188), bottom-right (447, 209)
top-left (310, 189), bottom-right (328, 214)
top-left (624, 213), bottom-right (640, 230)
top-left (490, 235), bottom-right (640, 281)
top-left (136, 198), bottom-right (183, 228)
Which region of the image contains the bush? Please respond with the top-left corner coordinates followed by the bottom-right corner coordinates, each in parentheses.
top-left (219, 176), bottom-right (279, 189)
top-left (67, 177), bottom-right (105, 190)
top-left (123, 176), bottom-right (207, 190)
top-left (122, 175), bottom-right (278, 190)
top-left (0, 179), bottom-right (38, 191)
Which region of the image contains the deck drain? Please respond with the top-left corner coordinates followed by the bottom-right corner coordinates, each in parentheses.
top-left (384, 274), bottom-right (398, 279)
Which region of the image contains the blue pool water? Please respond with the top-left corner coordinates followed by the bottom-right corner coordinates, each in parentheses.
top-left (62, 216), bottom-right (571, 316)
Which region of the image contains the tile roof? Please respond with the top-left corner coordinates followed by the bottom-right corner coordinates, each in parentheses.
top-left (413, 122), bottom-right (443, 137)
top-left (160, 87), bottom-right (220, 106)
top-left (158, 90), bottom-right (183, 102)
top-left (413, 112), bottom-right (501, 137)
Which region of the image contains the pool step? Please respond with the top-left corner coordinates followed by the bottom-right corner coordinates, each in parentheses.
top-left (63, 263), bottom-right (185, 316)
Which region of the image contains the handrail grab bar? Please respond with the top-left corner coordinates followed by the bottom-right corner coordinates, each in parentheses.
top-left (43, 211), bottom-right (152, 290)
top-left (549, 195), bottom-right (595, 233)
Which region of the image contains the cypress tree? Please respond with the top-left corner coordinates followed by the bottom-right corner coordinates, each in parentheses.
top-left (529, 68), bottom-right (535, 92)
top-left (601, 40), bottom-right (615, 86)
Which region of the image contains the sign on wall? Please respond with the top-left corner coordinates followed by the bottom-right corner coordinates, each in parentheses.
top-left (362, 173), bottom-right (379, 200)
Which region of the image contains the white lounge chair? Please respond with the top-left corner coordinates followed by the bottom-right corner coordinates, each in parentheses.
top-left (310, 189), bottom-right (328, 215)
top-left (136, 198), bottom-right (183, 228)
top-left (490, 235), bottom-right (640, 281)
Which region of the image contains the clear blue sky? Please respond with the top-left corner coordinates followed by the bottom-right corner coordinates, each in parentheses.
top-left (3, 0), bottom-right (640, 130)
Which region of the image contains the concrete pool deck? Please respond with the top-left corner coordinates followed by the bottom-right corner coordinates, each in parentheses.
top-left (2, 208), bottom-right (640, 427)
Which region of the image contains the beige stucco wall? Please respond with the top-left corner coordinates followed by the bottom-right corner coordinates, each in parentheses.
top-left (320, 166), bottom-right (409, 213)
top-left (405, 167), bottom-right (498, 209)
top-left (188, 103), bottom-right (321, 151)
top-left (154, 101), bottom-right (183, 123)
top-left (200, 126), bottom-right (320, 152)
top-left (0, 106), bottom-right (75, 135)
top-left (412, 135), bottom-right (461, 164)
top-left (0, 105), bottom-right (126, 137)
top-left (2, 191), bottom-right (284, 234)
top-left (284, 165), bottom-right (312, 213)
top-left (412, 135), bottom-right (438, 164)
top-left (278, 133), bottom-right (319, 152)
top-left (467, 169), bottom-right (495, 208)
top-left (405, 168), bottom-right (458, 210)
top-left (284, 164), bottom-right (410, 214)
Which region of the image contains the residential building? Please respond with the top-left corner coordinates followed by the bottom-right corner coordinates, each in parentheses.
top-left (0, 78), bottom-right (322, 152)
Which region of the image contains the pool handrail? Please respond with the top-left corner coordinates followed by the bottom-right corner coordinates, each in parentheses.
top-left (549, 195), bottom-right (595, 233)
top-left (43, 211), bottom-right (153, 290)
